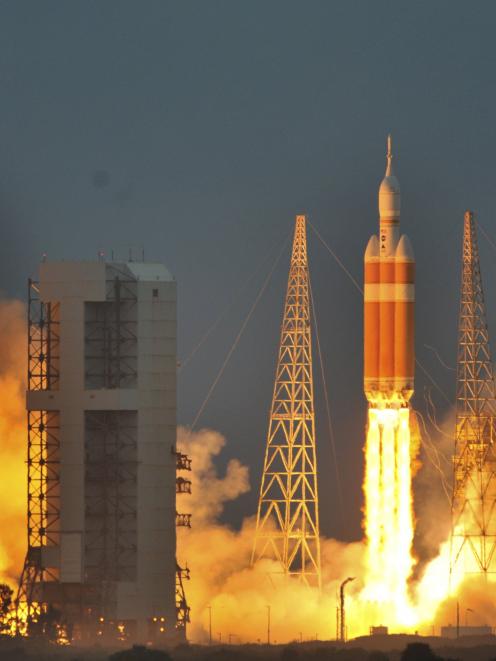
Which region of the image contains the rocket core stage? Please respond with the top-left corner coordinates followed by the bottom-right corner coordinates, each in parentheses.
top-left (364, 135), bottom-right (415, 406)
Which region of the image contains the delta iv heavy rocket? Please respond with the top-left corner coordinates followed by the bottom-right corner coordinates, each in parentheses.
top-left (362, 137), bottom-right (416, 605)
top-left (364, 136), bottom-right (415, 406)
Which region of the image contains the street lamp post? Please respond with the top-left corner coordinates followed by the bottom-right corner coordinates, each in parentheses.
top-left (339, 577), bottom-right (356, 643)
top-left (207, 606), bottom-right (212, 645)
top-left (466, 608), bottom-right (474, 627)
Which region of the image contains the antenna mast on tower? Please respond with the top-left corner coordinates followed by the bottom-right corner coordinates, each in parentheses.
top-left (252, 215), bottom-right (321, 588)
top-left (451, 210), bottom-right (496, 577)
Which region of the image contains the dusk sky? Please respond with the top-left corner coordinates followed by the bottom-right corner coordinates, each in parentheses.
top-left (1, 1), bottom-right (496, 540)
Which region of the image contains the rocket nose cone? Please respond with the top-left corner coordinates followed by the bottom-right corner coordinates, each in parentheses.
top-left (365, 234), bottom-right (380, 260)
top-left (395, 234), bottom-right (415, 261)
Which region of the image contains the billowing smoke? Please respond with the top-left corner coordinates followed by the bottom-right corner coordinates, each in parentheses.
top-left (0, 300), bottom-right (27, 588)
top-left (176, 424), bottom-right (496, 643)
top-left (177, 427), bottom-right (250, 526)
top-left (433, 575), bottom-right (496, 628)
top-left (411, 401), bottom-right (496, 630)
top-left (412, 405), bottom-right (454, 577)
top-left (176, 427), bottom-right (380, 643)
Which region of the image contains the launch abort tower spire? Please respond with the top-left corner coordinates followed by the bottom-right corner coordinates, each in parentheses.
top-left (252, 215), bottom-right (321, 588)
top-left (451, 210), bottom-right (496, 577)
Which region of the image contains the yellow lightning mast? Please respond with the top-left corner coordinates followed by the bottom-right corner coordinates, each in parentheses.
top-left (451, 211), bottom-right (496, 577)
top-left (252, 215), bottom-right (321, 588)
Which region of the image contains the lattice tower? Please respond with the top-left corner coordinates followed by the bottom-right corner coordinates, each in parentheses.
top-left (451, 210), bottom-right (496, 576)
top-left (16, 280), bottom-right (61, 632)
top-left (175, 449), bottom-right (191, 638)
top-left (252, 215), bottom-right (321, 588)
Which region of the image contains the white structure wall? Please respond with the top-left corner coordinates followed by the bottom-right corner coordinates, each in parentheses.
top-left (27, 260), bottom-right (177, 640)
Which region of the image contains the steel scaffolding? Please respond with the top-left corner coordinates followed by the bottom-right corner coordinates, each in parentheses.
top-left (252, 215), bottom-right (321, 588)
top-left (175, 564), bottom-right (190, 635)
top-left (451, 210), bottom-right (496, 577)
top-left (175, 449), bottom-right (191, 636)
top-left (16, 281), bottom-right (61, 630)
top-left (85, 267), bottom-right (137, 389)
top-left (85, 411), bottom-right (138, 614)
top-left (83, 270), bottom-right (139, 623)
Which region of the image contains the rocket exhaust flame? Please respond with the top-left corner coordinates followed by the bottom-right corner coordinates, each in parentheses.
top-left (363, 407), bottom-right (414, 610)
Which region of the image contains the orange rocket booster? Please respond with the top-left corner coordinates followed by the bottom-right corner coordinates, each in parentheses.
top-left (364, 136), bottom-right (415, 405)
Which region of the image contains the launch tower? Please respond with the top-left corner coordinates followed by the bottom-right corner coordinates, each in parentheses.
top-left (252, 215), bottom-right (321, 588)
top-left (451, 211), bottom-right (496, 577)
top-left (16, 258), bottom-right (190, 642)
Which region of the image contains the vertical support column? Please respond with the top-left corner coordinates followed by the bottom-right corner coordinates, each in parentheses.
top-left (451, 211), bottom-right (496, 579)
top-left (16, 281), bottom-right (62, 631)
top-left (252, 215), bottom-right (321, 588)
